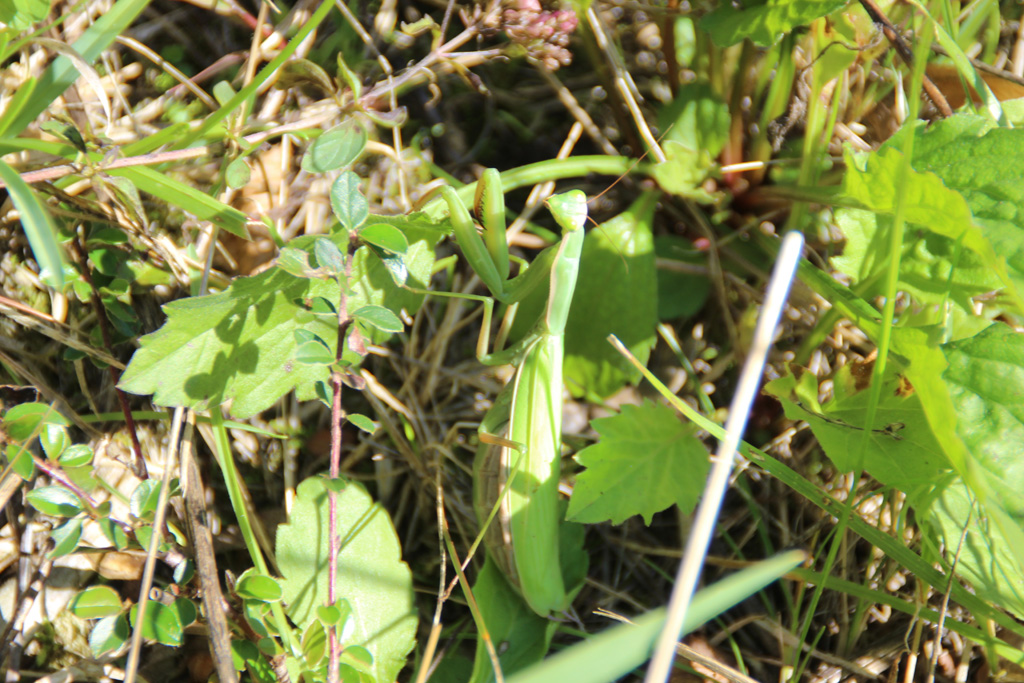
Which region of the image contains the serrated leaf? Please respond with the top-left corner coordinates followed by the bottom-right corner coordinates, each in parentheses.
top-left (27, 485), bottom-right (84, 517)
top-left (564, 193), bottom-right (659, 400)
top-left (302, 122), bottom-right (367, 173)
top-left (360, 223), bottom-right (408, 255)
top-left (71, 586), bottom-right (123, 618)
top-left (567, 401), bottom-right (709, 525)
top-left (119, 228), bottom-right (438, 419)
top-left (701, 0), bottom-right (848, 47)
top-left (89, 614), bottom-right (130, 657)
top-left (901, 115), bottom-right (1024, 305)
top-left (277, 477), bottom-right (416, 683)
top-left (353, 305), bottom-right (403, 333)
top-left (331, 172), bottom-right (368, 233)
top-left (764, 365), bottom-right (948, 495)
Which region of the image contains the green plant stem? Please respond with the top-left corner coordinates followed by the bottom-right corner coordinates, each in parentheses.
top-left (208, 409), bottom-right (295, 655)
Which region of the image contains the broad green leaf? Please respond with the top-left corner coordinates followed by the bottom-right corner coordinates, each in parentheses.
top-left (833, 208), bottom-right (1001, 328)
top-left (564, 192), bottom-right (659, 400)
top-left (130, 600), bottom-right (183, 647)
top-left (652, 84), bottom-right (729, 200)
top-left (71, 586), bottom-right (123, 618)
top-left (295, 337), bottom-right (336, 365)
top-left (902, 115), bottom-right (1024, 304)
top-left (173, 596), bottom-right (198, 627)
top-left (27, 485), bottom-right (84, 517)
top-left (0, 159), bottom-right (66, 288)
top-left (929, 477), bottom-right (1024, 621)
top-left (701, 0), bottom-right (848, 47)
top-left (567, 401), bottom-right (709, 525)
top-left (943, 325), bottom-right (1024, 519)
top-left (353, 305), bottom-right (403, 333)
top-left (108, 166), bottom-right (251, 239)
top-left (119, 226), bottom-right (438, 419)
top-left (468, 559), bottom-right (555, 683)
top-left (89, 614), bottom-right (130, 657)
top-left (301, 121), bottom-right (367, 173)
top-left (276, 477), bottom-right (416, 683)
top-left (331, 171), bottom-right (368, 233)
top-left (765, 364), bottom-right (948, 499)
top-left (654, 235), bottom-right (710, 320)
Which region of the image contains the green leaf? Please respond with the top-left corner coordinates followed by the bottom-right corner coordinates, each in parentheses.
top-left (360, 223), bottom-right (408, 255)
top-left (902, 115), bottom-right (1024, 305)
top-left (274, 58), bottom-right (338, 96)
top-left (833, 208), bottom-right (1001, 327)
top-left (27, 485), bottom-right (84, 517)
top-left (469, 559), bottom-right (555, 683)
top-left (119, 228), bottom-right (438, 419)
top-left (564, 192), bottom-right (659, 400)
top-left (236, 570), bottom-right (284, 603)
top-left (302, 618), bottom-right (328, 667)
top-left (89, 614), bottom-right (130, 657)
top-left (172, 596), bottom-right (198, 627)
top-left (39, 422), bottom-right (70, 460)
top-left (130, 600), bottom-right (184, 647)
top-left (314, 236), bottom-right (346, 275)
top-left (277, 477), bottom-right (416, 683)
top-left (353, 305), bottom-right (404, 333)
top-left (2, 402), bottom-right (69, 442)
top-left (130, 479), bottom-right (162, 521)
top-left (49, 517), bottom-right (83, 558)
top-left (108, 166), bottom-right (251, 239)
top-left (764, 364), bottom-right (949, 498)
top-left (71, 586), bottom-right (123, 618)
top-left (301, 121), bottom-right (367, 173)
top-left (226, 157), bottom-right (252, 189)
top-left (59, 444), bottom-right (94, 467)
top-left (331, 171), bottom-right (368, 233)
top-left (347, 413), bottom-right (378, 433)
top-left (654, 235), bottom-right (710, 320)
top-left (295, 337), bottom-right (336, 366)
top-left (567, 401), bottom-right (708, 525)
top-left (701, 0), bottom-right (848, 47)
top-left (944, 325), bottom-right (1024, 515)
top-left (0, 159), bottom-right (66, 288)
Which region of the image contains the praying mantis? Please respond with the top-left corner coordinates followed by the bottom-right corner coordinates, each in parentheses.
top-left (438, 169), bottom-right (588, 617)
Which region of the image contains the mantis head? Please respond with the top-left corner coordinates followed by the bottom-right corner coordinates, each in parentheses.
top-left (547, 190), bottom-right (588, 234)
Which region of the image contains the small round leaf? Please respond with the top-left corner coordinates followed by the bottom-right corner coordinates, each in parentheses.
top-left (235, 571), bottom-right (283, 603)
top-left (301, 122), bottom-right (367, 173)
top-left (359, 223), bottom-right (407, 255)
top-left (353, 305), bottom-right (403, 333)
top-left (71, 586), bottom-right (123, 618)
top-left (89, 614), bottom-right (130, 657)
top-left (226, 157), bottom-right (251, 189)
top-left (27, 485), bottom-right (84, 517)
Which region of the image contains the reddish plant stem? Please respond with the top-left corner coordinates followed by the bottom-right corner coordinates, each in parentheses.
top-left (328, 234), bottom-right (358, 683)
top-left (71, 236), bottom-right (148, 480)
